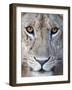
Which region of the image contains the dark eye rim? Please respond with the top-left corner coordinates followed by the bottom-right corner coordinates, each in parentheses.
top-left (25, 26), bottom-right (34, 35)
top-left (51, 27), bottom-right (59, 34)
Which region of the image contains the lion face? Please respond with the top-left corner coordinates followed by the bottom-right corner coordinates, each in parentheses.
top-left (21, 13), bottom-right (63, 77)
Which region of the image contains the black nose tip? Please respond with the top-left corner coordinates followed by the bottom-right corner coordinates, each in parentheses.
top-left (36, 60), bottom-right (48, 66)
top-left (34, 57), bottom-right (50, 66)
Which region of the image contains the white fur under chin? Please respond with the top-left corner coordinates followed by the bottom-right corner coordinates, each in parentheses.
top-left (31, 71), bottom-right (53, 76)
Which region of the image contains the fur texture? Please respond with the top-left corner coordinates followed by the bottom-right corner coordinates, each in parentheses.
top-left (21, 13), bottom-right (63, 77)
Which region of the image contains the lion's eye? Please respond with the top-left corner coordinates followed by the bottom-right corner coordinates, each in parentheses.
top-left (25, 26), bottom-right (34, 35)
top-left (51, 27), bottom-right (59, 34)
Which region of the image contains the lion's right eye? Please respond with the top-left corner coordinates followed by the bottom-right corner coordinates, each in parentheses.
top-left (25, 26), bottom-right (34, 35)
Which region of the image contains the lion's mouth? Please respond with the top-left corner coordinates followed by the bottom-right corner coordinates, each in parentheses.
top-left (34, 56), bottom-right (51, 72)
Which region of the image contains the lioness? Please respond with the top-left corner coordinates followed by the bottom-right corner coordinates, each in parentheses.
top-left (21, 13), bottom-right (63, 77)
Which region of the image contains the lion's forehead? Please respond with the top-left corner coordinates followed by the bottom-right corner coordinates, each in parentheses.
top-left (21, 14), bottom-right (63, 30)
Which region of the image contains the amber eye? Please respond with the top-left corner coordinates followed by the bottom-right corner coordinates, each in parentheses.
top-left (51, 27), bottom-right (59, 34)
top-left (25, 26), bottom-right (34, 34)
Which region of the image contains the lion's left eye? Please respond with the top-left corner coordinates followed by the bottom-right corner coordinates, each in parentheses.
top-left (25, 26), bottom-right (34, 35)
top-left (51, 27), bottom-right (59, 35)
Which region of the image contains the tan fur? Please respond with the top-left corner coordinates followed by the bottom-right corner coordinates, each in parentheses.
top-left (21, 13), bottom-right (63, 77)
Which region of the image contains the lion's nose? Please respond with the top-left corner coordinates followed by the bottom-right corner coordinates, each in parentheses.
top-left (36, 60), bottom-right (48, 66)
top-left (34, 56), bottom-right (50, 66)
